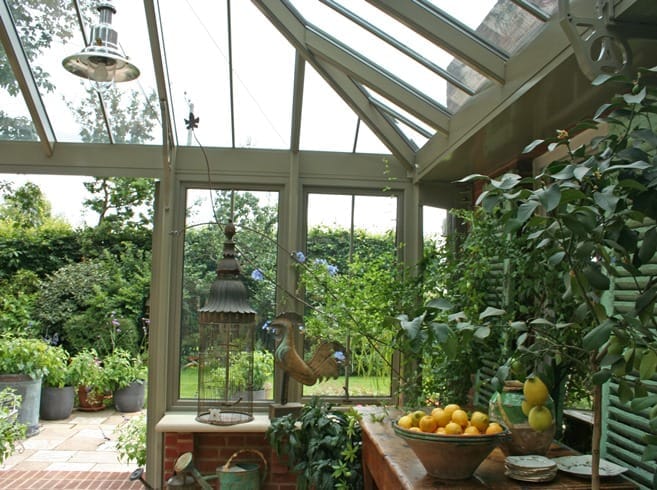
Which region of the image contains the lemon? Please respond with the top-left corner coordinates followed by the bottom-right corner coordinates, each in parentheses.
top-left (470, 411), bottom-right (489, 432)
top-left (528, 405), bottom-right (553, 432)
top-left (443, 403), bottom-right (460, 419)
top-left (451, 409), bottom-right (469, 428)
top-left (418, 415), bottom-right (438, 433)
top-left (411, 410), bottom-right (426, 427)
top-left (523, 376), bottom-right (549, 406)
top-left (444, 421), bottom-right (463, 435)
top-left (464, 425), bottom-right (480, 435)
top-left (485, 422), bottom-right (504, 435)
top-left (433, 408), bottom-right (451, 427)
top-left (398, 414), bottom-right (413, 429)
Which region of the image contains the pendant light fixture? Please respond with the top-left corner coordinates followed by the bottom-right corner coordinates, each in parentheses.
top-left (62, 1), bottom-right (139, 90)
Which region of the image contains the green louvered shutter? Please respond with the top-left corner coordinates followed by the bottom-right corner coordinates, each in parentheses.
top-left (601, 221), bottom-right (657, 490)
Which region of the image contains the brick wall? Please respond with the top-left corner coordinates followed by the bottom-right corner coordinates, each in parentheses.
top-left (163, 432), bottom-right (297, 489)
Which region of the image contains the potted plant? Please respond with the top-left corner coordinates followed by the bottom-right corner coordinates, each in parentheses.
top-left (39, 344), bottom-right (76, 420)
top-left (103, 348), bottom-right (147, 413)
top-left (69, 348), bottom-right (109, 411)
top-left (0, 387), bottom-right (27, 465)
top-left (232, 350), bottom-right (274, 400)
top-left (115, 412), bottom-right (147, 468)
top-left (0, 335), bottom-right (62, 435)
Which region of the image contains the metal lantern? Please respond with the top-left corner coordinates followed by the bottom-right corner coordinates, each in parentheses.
top-left (196, 221), bottom-right (256, 425)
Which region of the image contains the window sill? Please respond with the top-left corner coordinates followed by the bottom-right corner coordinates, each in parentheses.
top-left (155, 412), bottom-right (271, 433)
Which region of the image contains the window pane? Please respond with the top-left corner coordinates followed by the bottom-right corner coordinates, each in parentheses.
top-left (302, 192), bottom-right (398, 399)
top-left (179, 188), bottom-right (278, 401)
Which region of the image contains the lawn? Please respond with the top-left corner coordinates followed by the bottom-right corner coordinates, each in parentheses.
top-left (180, 366), bottom-right (390, 399)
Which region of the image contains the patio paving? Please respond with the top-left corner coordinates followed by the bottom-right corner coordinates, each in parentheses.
top-left (0, 408), bottom-right (145, 489)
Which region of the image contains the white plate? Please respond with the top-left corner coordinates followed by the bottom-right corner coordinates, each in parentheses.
top-left (505, 455), bottom-right (557, 470)
top-left (553, 455), bottom-right (628, 477)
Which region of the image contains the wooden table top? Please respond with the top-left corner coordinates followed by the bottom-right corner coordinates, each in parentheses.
top-left (359, 407), bottom-right (637, 490)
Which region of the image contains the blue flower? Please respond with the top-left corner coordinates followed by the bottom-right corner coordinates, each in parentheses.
top-left (251, 268), bottom-right (265, 281)
top-left (334, 351), bottom-right (346, 363)
top-left (292, 251), bottom-right (306, 263)
top-left (261, 320), bottom-right (272, 331)
top-left (111, 318), bottom-right (121, 327)
top-left (313, 258), bottom-right (327, 266)
top-left (327, 264), bottom-right (338, 276)
top-left (298, 324), bottom-right (305, 333)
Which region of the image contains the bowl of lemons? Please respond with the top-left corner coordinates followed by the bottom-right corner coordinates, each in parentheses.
top-left (393, 404), bottom-right (510, 480)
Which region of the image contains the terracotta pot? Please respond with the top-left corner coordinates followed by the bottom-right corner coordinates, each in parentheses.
top-left (77, 385), bottom-right (107, 411)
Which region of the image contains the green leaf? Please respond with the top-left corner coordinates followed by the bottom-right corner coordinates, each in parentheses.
top-left (430, 322), bottom-right (452, 344)
top-left (516, 201), bottom-right (540, 225)
top-left (474, 326), bottom-right (491, 339)
top-left (426, 298), bottom-right (453, 311)
top-left (592, 368), bottom-right (612, 385)
top-left (639, 350), bottom-right (657, 380)
top-left (550, 165), bottom-right (575, 180)
top-left (582, 320), bottom-right (613, 351)
top-left (624, 86), bottom-right (646, 104)
top-left (583, 264), bottom-right (610, 290)
top-left (618, 379), bottom-right (634, 403)
top-left (522, 139), bottom-right (544, 154)
top-left (479, 306), bottom-right (505, 319)
top-left (638, 227), bottom-right (657, 265)
top-left (536, 184), bottom-right (561, 212)
top-left (548, 251), bottom-right (565, 266)
top-left (573, 165), bottom-right (591, 181)
top-left (456, 174), bottom-right (490, 183)
top-left (642, 444), bottom-right (657, 462)
top-left (631, 395), bottom-right (657, 411)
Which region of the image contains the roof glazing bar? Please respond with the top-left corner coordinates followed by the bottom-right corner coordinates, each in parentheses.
top-left (307, 27), bottom-right (450, 131)
top-left (290, 52), bottom-right (304, 153)
top-left (368, 96), bottom-right (433, 139)
top-left (144, 0), bottom-right (175, 160)
top-left (0, 0), bottom-right (55, 155)
top-left (319, 0), bottom-right (475, 96)
top-left (509, 0), bottom-right (551, 22)
top-left (370, 0), bottom-right (507, 83)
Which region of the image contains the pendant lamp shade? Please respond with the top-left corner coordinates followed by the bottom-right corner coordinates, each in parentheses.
top-left (62, 2), bottom-right (139, 85)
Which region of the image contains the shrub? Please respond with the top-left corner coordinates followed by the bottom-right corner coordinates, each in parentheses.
top-left (115, 412), bottom-right (146, 467)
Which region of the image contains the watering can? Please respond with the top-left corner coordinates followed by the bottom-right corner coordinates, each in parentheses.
top-left (217, 449), bottom-right (268, 490)
top-left (166, 452), bottom-right (215, 490)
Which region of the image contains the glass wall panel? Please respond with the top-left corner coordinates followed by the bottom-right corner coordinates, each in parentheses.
top-left (303, 192), bottom-right (399, 399)
top-left (179, 188), bottom-right (279, 401)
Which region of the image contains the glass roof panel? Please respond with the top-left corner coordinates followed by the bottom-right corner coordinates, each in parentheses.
top-left (160, 0), bottom-right (232, 147)
top-left (354, 121), bottom-right (390, 154)
top-left (363, 86), bottom-right (433, 149)
top-left (6, 0), bottom-right (89, 142)
top-left (0, 43), bottom-right (38, 141)
top-left (427, 0), bottom-right (551, 55)
top-left (289, 0), bottom-right (457, 110)
top-left (300, 64), bottom-right (358, 152)
top-left (231, 0), bottom-right (294, 149)
top-left (5, 0), bottom-right (159, 145)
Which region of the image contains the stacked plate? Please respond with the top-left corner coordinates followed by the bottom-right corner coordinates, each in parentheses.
top-left (505, 455), bottom-right (558, 482)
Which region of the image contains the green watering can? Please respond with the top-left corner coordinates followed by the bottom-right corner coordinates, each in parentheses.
top-left (217, 449), bottom-right (268, 490)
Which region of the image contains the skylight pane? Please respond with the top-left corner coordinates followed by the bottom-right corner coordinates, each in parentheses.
top-left (428, 0), bottom-right (550, 55)
top-left (6, 0), bottom-right (91, 142)
top-left (354, 121), bottom-right (390, 154)
top-left (364, 87), bottom-right (434, 145)
top-left (290, 1), bottom-right (453, 109)
top-left (231, 1), bottom-right (294, 150)
top-left (160, 0), bottom-right (232, 147)
top-left (300, 64), bottom-right (358, 152)
top-left (5, 0), bottom-right (159, 145)
top-left (0, 43), bottom-right (38, 141)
